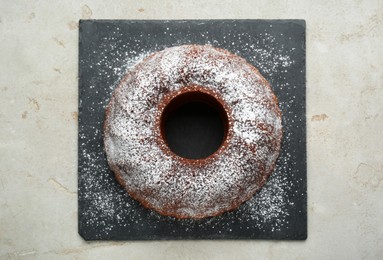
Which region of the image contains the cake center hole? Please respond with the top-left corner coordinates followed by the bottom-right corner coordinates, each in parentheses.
top-left (160, 91), bottom-right (229, 160)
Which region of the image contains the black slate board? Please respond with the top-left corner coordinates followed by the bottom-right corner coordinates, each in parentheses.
top-left (78, 19), bottom-right (306, 240)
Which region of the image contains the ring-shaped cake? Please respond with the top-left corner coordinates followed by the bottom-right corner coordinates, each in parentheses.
top-left (104, 45), bottom-right (282, 219)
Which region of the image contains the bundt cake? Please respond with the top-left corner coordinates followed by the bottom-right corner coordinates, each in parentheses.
top-left (103, 44), bottom-right (282, 219)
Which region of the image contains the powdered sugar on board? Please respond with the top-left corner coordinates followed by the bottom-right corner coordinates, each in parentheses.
top-left (78, 20), bottom-right (306, 240)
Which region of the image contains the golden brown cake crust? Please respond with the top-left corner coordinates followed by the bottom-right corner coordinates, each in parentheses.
top-left (103, 45), bottom-right (282, 219)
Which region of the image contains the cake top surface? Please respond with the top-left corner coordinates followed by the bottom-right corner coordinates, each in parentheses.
top-left (104, 45), bottom-right (282, 218)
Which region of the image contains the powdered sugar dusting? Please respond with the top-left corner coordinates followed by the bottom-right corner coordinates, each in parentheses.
top-left (104, 45), bottom-right (283, 219)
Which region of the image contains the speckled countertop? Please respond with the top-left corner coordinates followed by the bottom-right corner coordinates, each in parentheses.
top-left (0, 1), bottom-right (382, 259)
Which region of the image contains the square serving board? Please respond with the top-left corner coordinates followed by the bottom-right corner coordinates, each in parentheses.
top-left (78, 19), bottom-right (306, 240)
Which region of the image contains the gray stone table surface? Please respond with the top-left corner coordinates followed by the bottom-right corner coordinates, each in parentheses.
top-left (0, 1), bottom-right (382, 259)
